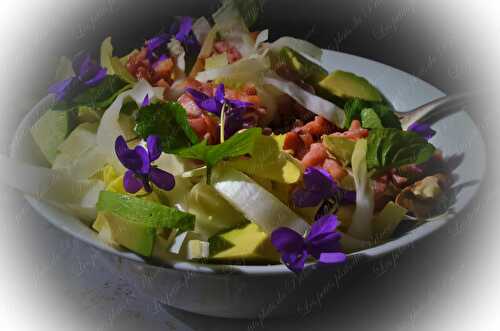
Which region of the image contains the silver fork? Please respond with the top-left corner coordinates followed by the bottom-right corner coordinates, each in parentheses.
top-left (395, 91), bottom-right (477, 130)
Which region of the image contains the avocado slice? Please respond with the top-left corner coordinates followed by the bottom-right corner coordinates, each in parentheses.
top-left (209, 223), bottom-right (280, 264)
top-left (278, 47), bottom-right (328, 85)
top-left (318, 70), bottom-right (383, 102)
top-left (96, 211), bottom-right (156, 256)
top-left (30, 109), bottom-right (76, 164)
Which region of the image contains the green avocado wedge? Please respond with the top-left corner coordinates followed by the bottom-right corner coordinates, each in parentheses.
top-left (318, 70), bottom-right (383, 103)
top-left (94, 212), bottom-right (156, 257)
top-left (96, 191), bottom-right (195, 232)
top-left (278, 47), bottom-right (328, 86)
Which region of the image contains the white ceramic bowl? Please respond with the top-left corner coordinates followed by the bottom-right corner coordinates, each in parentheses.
top-left (12, 50), bottom-right (486, 318)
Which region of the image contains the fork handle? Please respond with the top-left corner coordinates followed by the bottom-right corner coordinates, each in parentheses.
top-left (399, 91), bottom-right (479, 130)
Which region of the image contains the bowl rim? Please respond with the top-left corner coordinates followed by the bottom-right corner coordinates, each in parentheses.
top-left (15, 49), bottom-right (483, 276)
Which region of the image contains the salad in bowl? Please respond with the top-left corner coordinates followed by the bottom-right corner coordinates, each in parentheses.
top-left (7, 0), bottom-right (452, 274)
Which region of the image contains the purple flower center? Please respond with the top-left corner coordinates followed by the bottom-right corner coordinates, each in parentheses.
top-left (185, 83), bottom-right (255, 139)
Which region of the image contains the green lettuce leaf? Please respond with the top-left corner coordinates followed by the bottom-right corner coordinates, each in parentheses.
top-left (360, 108), bottom-right (383, 129)
top-left (366, 128), bottom-right (436, 170)
top-left (344, 98), bottom-right (401, 130)
top-left (134, 102), bottom-right (200, 152)
top-left (322, 135), bottom-right (356, 165)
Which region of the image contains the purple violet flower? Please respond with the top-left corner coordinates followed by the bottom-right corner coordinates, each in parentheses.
top-left (408, 122), bottom-right (436, 140)
top-left (292, 167), bottom-right (356, 208)
top-left (115, 135), bottom-right (175, 194)
top-left (48, 52), bottom-right (107, 102)
top-left (185, 84), bottom-right (255, 138)
top-left (271, 215), bottom-right (347, 273)
top-left (141, 94), bottom-right (151, 107)
top-left (146, 16), bottom-right (200, 65)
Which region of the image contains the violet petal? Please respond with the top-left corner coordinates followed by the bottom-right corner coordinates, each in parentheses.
top-left (318, 252), bottom-right (347, 264)
top-left (227, 99), bottom-right (254, 109)
top-left (282, 250), bottom-right (309, 274)
top-left (83, 67), bottom-right (107, 87)
top-left (303, 167), bottom-right (337, 195)
top-left (123, 170), bottom-right (144, 194)
top-left (115, 136), bottom-right (143, 171)
top-left (341, 190), bottom-right (356, 205)
top-left (200, 98), bottom-right (221, 116)
top-left (306, 215), bottom-right (340, 243)
top-left (147, 135), bottom-right (162, 162)
top-left (186, 88), bottom-right (210, 103)
top-left (175, 17), bottom-right (193, 42)
top-left (271, 227), bottom-right (305, 254)
top-left (48, 78), bottom-right (75, 101)
top-left (141, 94), bottom-right (150, 108)
top-left (134, 145), bottom-right (151, 174)
top-left (292, 188), bottom-right (324, 208)
top-left (408, 122), bottom-right (436, 140)
top-left (215, 84), bottom-right (225, 104)
top-left (307, 232), bottom-right (342, 260)
top-left (150, 167), bottom-right (176, 191)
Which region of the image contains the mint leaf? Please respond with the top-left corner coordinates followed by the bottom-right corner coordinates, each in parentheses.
top-left (361, 108), bottom-right (383, 129)
top-left (344, 98), bottom-right (401, 130)
top-left (135, 102), bottom-right (200, 152)
top-left (53, 75), bottom-right (130, 111)
top-left (366, 128), bottom-right (436, 170)
top-left (175, 128), bottom-right (262, 183)
top-left (207, 128), bottom-right (261, 165)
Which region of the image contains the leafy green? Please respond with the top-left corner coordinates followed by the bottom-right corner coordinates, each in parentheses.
top-left (322, 135), bottom-right (356, 165)
top-left (135, 102), bottom-right (200, 152)
top-left (343, 98), bottom-right (401, 130)
top-left (366, 128), bottom-right (436, 170)
top-left (175, 128), bottom-right (262, 183)
top-left (53, 75), bottom-right (130, 112)
top-left (97, 191), bottom-right (195, 232)
top-left (361, 108), bottom-right (383, 129)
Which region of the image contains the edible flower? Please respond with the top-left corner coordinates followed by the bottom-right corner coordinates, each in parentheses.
top-left (114, 135), bottom-right (175, 194)
top-left (292, 167), bottom-right (355, 208)
top-left (141, 94), bottom-right (151, 107)
top-left (146, 16), bottom-right (200, 64)
top-left (48, 52), bottom-right (107, 102)
top-left (271, 215), bottom-right (347, 273)
top-left (408, 122), bottom-right (436, 140)
top-left (186, 83), bottom-right (255, 138)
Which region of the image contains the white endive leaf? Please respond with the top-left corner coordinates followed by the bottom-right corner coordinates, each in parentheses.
top-left (196, 53), bottom-right (270, 83)
top-left (263, 73), bottom-right (344, 127)
top-left (255, 29), bottom-right (269, 48)
top-left (0, 154), bottom-right (104, 209)
top-left (212, 166), bottom-right (309, 235)
top-left (348, 139), bottom-right (375, 241)
top-left (192, 16), bottom-right (212, 45)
